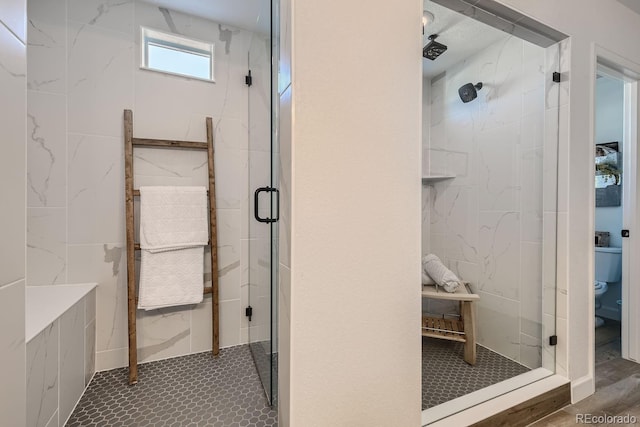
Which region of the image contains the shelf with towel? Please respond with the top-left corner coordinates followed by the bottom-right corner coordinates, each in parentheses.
top-left (123, 109), bottom-right (219, 385)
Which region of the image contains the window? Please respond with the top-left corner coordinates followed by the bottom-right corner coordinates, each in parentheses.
top-left (141, 27), bottom-right (215, 82)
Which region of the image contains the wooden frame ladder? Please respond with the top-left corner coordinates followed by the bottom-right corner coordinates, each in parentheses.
top-left (123, 109), bottom-right (219, 385)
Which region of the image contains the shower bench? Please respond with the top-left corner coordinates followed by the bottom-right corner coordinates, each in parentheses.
top-left (421, 282), bottom-right (479, 365)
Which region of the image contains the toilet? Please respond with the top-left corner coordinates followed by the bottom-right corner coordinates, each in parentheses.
top-left (594, 246), bottom-right (622, 328)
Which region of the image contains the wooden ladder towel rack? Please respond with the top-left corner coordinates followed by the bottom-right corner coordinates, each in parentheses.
top-left (124, 109), bottom-right (219, 385)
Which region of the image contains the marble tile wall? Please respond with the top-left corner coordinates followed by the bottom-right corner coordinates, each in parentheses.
top-left (26, 0), bottom-right (271, 371)
top-left (0, 1), bottom-right (28, 426)
top-left (424, 35), bottom-right (558, 369)
top-left (26, 292), bottom-right (96, 427)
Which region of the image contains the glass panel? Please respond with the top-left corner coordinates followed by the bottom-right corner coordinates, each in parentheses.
top-left (421, 0), bottom-right (561, 420)
top-left (248, 0), bottom-right (278, 406)
top-left (147, 44), bottom-right (211, 79)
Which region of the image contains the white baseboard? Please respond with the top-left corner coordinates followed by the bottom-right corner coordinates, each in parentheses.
top-left (571, 374), bottom-right (595, 403)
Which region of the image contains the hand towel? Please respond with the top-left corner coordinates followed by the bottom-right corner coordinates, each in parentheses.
top-left (138, 186), bottom-right (208, 310)
top-left (422, 254), bottom-right (461, 293)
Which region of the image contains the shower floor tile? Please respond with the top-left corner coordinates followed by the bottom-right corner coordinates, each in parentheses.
top-left (67, 345), bottom-right (277, 427)
top-left (422, 337), bottom-right (530, 409)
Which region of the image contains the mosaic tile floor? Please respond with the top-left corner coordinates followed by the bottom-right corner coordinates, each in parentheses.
top-left (67, 345), bottom-right (277, 427)
top-left (422, 337), bottom-right (530, 409)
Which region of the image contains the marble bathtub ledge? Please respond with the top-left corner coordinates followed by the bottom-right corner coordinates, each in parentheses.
top-left (26, 283), bottom-right (97, 343)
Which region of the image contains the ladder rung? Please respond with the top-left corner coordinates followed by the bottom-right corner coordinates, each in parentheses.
top-left (135, 286), bottom-right (213, 304)
top-left (132, 138), bottom-right (209, 150)
top-left (133, 189), bottom-right (210, 197)
top-left (134, 241), bottom-right (211, 250)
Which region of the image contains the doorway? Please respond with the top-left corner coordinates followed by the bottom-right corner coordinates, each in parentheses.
top-left (593, 53), bottom-right (640, 391)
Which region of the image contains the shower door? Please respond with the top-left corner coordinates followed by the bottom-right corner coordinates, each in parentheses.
top-left (247, 0), bottom-right (279, 406)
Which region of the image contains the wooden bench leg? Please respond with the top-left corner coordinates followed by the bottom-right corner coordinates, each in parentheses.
top-left (462, 301), bottom-right (476, 365)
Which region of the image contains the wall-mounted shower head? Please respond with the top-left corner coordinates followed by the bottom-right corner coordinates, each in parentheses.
top-left (423, 34), bottom-right (447, 60)
top-left (458, 82), bottom-right (483, 103)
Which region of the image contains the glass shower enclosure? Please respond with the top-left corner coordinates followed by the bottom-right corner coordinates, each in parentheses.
top-left (247, 0), bottom-right (279, 406)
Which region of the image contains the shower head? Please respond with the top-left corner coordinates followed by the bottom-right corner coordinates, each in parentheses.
top-left (423, 34), bottom-right (447, 60)
top-left (458, 82), bottom-right (483, 103)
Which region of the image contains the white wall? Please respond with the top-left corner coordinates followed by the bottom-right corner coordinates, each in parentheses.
top-left (595, 75), bottom-right (624, 320)
top-left (423, 35), bottom-right (550, 369)
top-left (497, 0), bottom-right (640, 402)
top-left (284, 0), bottom-right (422, 425)
top-left (25, 0), bottom-right (270, 371)
top-left (0, 1), bottom-right (27, 425)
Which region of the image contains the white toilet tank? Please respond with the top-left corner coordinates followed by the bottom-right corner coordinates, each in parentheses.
top-left (595, 246), bottom-right (622, 282)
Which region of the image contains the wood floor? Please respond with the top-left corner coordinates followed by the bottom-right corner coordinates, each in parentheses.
top-left (529, 321), bottom-right (640, 426)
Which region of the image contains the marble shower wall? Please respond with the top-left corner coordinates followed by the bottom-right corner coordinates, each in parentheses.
top-left (423, 35), bottom-right (556, 368)
top-left (26, 0), bottom-right (271, 371)
top-left (0, 1), bottom-right (28, 425)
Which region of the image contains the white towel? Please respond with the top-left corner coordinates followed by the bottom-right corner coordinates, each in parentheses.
top-left (139, 186), bottom-right (208, 251)
top-left (138, 186), bottom-right (208, 310)
top-left (421, 255), bottom-right (436, 285)
top-left (138, 247), bottom-right (204, 310)
top-left (422, 254), bottom-right (461, 293)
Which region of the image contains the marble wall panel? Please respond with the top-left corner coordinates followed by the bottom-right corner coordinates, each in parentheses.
top-left (59, 300), bottom-right (85, 424)
top-left (521, 148), bottom-right (544, 243)
top-left (27, 0), bottom-right (65, 93)
top-left (27, 208), bottom-right (67, 285)
top-left (27, 322), bottom-right (58, 427)
top-left (219, 299), bottom-right (242, 348)
top-left (67, 134), bottom-right (124, 244)
top-left (137, 306), bottom-right (190, 362)
top-left (0, 280), bottom-right (26, 427)
top-left (520, 241), bottom-right (543, 338)
top-left (190, 298), bottom-right (213, 353)
top-left (476, 291), bottom-right (520, 361)
top-left (478, 211), bottom-right (521, 300)
top-left (67, 21), bottom-right (133, 138)
top-left (67, 0), bottom-right (134, 35)
top-left (520, 332), bottom-right (542, 370)
top-left (27, 91), bottom-right (67, 207)
top-left (477, 123), bottom-right (521, 212)
top-left (85, 319), bottom-right (96, 386)
top-left (67, 244), bottom-right (127, 355)
top-left (215, 209), bottom-right (242, 301)
top-left (0, 22), bottom-right (26, 286)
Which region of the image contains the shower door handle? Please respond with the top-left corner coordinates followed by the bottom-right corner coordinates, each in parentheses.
top-left (254, 187), bottom-right (279, 223)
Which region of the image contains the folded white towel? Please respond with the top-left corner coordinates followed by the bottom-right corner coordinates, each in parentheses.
top-left (138, 186), bottom-right (208, 310)
top-left (138, 247), bottom-right (204, 310)
top-left (139, 186), bottom-right (208, 251)
top-left (422, 254), bottom-right (461, 293)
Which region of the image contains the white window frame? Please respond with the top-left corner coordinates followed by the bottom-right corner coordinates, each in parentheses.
top-left (140, 26), bottom-right (215, 83)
